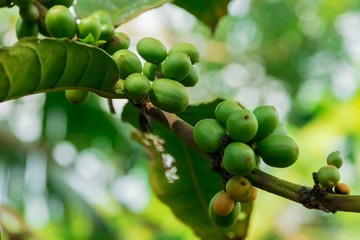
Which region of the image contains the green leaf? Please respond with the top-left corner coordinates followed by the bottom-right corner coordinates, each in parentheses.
top-left (0, 38), bottom-right (123, 102)
top-left (122, 99), bottom-right (247, 240)
top-left (79, 33), bottom-right (95, 44)
top-left (173, 0), bottom-right (230, 31)
top-left (74, 0), bottom-right (171, 26)
top-left (177, 98), bottom-right (224, 126)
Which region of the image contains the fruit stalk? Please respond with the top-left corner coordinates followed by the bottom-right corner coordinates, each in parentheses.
top-left (34, 1), bottom-right (50, 36)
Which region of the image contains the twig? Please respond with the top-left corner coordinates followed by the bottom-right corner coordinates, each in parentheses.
top-left (143, 101), bottom-right (360, 213)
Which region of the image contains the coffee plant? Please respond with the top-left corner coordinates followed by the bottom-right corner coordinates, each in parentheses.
top-left (0, 0), bottom-right (359, 239)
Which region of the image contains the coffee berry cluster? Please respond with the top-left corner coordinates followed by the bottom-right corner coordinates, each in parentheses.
top-left (193, 101), bottom-right (300, 227)
top-left (112, 38), bottom-right (199, 113)
top-left (6, 0), bottom-right (121, 103)
top-left (317, 151), bottom-right (350, 195)
top-left (7, 1), bottom-right (201, 109)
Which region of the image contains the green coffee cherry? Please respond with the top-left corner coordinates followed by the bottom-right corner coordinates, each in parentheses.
top-left (13, 0), bottom-right (34, 8)
top-left (115, 79), bottom-right (125, 93)
top-left (181, 66), bottom-right (199, 87)
top-left (193, 119), bottom-right (226, 153)
top-left (112, 49), bottom-right (142, 79)
top-left (124, 73), bottom-right (150, 102)
top-left (19, 4), bottom-right (39, 22)
top-left (327, 151), bottom-right (343, 169)
top-left (99, 23), bottom-right (115, 41)
top-left (209, 190), bottom-right (240, 227)
top-left (215, 101), bottom-right (242, 126)
top-left (103, 32), bottom-right (130, 55)
top-left (45, 5), bottom-right (76, 39)
top-left (0, 0), bottom-right (11, 8)
top-left (226, 176), bottom-right (252, 202)
top-left (149, 78), bottom-right (189, 113)
top-left (252, 105), bottom-right (279, 141)
top-left (91, 10), bottom-right (112, 25)
top-left (78, 16), bottom-right (101, 41)
top-left (137, 37), bottom-right (167, 64)
top-left (168, 42), bottom-right (200, 64)
top-left (270, 121), bottom-right (288, 136)
top-left (143, 62), bottom-right (157, 81)
top-left (162, 53), bottom-right (192, 81)
top-left (213, 192), bottom-right (234, 216)
top-left (257, 135), bottom-right (299, 168)
top-left (65, 90), bottom-right (89, 104)
top-left (16, 17), bottom-right (38, 39)
top-left (318, 165), bottom-right (340, 188)
top-left (46, 0), bottom-right (74, 8)
top-left (226, 109), bottom-right (258, 143)
top-left (223, 142), bottom-right (256, 176)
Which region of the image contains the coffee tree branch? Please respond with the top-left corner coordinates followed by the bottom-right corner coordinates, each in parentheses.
top-left (143, 101), bottom-right (360, 213)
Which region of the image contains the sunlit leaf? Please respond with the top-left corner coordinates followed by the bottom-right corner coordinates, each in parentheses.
top-left (0, 38), bottom-right (122, 102)
top-left (74, 0), bottom-right (171, 26)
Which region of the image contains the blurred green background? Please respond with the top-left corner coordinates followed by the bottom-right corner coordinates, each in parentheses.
top-left (0, 0), bottom-right (360, 239)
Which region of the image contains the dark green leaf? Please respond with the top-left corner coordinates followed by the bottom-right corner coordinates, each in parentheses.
top-left (122, 99), bottom-right (246, 240)
top-left (173, 0), bottom-right (230, 30)
top-left (177, 97), bottom-right (224, 126)
top-left (74, 0), bottom-right (171, 26)
top-left (0, 38), bottom-right (122, 102)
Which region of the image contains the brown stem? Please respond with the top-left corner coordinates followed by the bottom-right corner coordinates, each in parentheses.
top-left (34, 1), bottom-right (50, 37)
top-left (108, 98), bottom-right (116, 114)
top-left (144, 102), bottom-right (360, 213)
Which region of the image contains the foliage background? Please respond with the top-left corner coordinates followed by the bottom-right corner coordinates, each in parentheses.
top-left (0, 0), bottom-right (360, 239)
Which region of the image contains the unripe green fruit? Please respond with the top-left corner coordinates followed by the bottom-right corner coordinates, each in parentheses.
top-left (215, 101), bottom-right (242, 126)
top-left (124, 73), bottom-right (150, 102)
top-left (252, 105), bottom-right (279, 141)
top-left (226, 109), bottom-right (258, 143)
top-left (114, 79), bottom-right (125, 94)
top-left (13, 0), bottom-right (34, 7)
top-left (240, 187), bottom-right (258, 204)
top-left (78, 16), bottom-right (101, 41)
top-left (209, 190), bottom-right (240, 227)
top-left (335, 183), bottom-right (350, 195)
top-left (91, 10), bottom-right (112, 25)
top-left (65, 90), bottom-right (89, 104)
top-left (99, 23), bottom-right (115, 41)
top-left (213, 192), bottom-right (234, 216)
top-left (162, 53), bottom-right (191, 81)
top-left (223, 142), bottom-right (256, 176)
top-left (103, 32), bottom-right (130, 55)
top-left (193, 119), bottom-right (226, 153)
top-left (149, 78), bottom-right (189, 113)
top-left (270, 121), bottom-right (288, 136)
top-left (143, 62), bottom-right (157, 81)
top-left (258, 135), bottom-right (299, 168)
top-left (318, 165), bottom-right (340, 188)
top-left (0, 0), bottom-right (11, 8)
top-left (181, 66), bottom-right (199, 87)
top-left (327, 151), bottom-right (343, 169)
top-left (45, 5), bottom-right (76, 39)
top-left (226, 176), bottom-right (252, 201)
top-left (46, 0), bottom-right (74, 8)
top-left (16, 17), bottom-right (38, 39)
top-left (112, 49), bottom-right (142, 79)
top-left (137, 37), bottom-right (167, 64)
top-left (168, 42), bottom-right (200, 64)
top-left (19, 4), bottom-right (39, 22)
